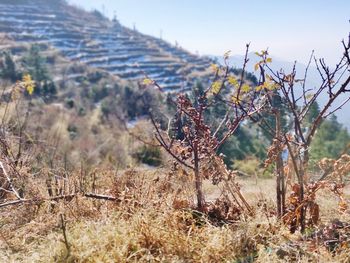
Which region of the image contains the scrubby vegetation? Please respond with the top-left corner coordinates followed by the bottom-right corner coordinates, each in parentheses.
top-left (1, 3), bottom-right (350, 261)
top-left (1, 44), bottom-right (350, 262)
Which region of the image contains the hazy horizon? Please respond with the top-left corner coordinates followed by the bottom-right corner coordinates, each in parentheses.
top-left (68, 0), bottom-right (350, 65)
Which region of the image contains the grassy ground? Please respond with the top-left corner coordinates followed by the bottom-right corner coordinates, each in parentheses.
top-left (1, 169), bottom-right (350, 262)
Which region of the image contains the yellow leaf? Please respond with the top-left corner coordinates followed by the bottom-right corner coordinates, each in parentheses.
top-left (256, 81), bottom-right (269, 91)
top-left (231, 95), bottom-right (241, 104)
top-left (305, 93), bottom-right (314, 100)
top-left (241, 84), bottom-right (250, 93)
top-left (210, 63), bottom-right (219, 72)
top-left (266, 57), bottom-right (272, 63)
top-left (211, 81), bottom-right (222, 95)
top-left (228, 76), bottom-right (238, 87)
top-left (22, 74), bottom-right (35, 95)
top-left (23, 74), bottom-right (32, 83)
top-left (142, 78), bottom-right (153, 85)
top-left (256, 80), bottom-right (279, 91)
top-left (254, 62), bottom-right (260, 71)
top-left (254, 51), bottom-right (261, 57)
top-left (26, 84), bottom-right (34, 95)
top-left (255, 85), bottom-right (264, 91)
top-left (271, 83), bottom-right (280, 90)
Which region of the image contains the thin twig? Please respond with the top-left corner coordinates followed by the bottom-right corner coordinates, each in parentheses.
top-left (60, 214), bottom-right (70, 257)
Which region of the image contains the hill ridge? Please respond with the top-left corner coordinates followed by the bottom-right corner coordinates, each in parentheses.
top-left (0, 0), bottom-right (212, 91)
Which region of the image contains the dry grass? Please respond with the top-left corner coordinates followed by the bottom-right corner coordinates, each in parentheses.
top-left (1, 168), bottom-right (350, 262)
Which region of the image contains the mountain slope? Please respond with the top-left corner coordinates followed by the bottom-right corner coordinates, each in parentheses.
top-left (0, 0), bottom-right (212, 91)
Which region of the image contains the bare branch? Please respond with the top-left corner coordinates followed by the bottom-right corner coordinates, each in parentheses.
top-left (0, 160), bottom-right (22, 200)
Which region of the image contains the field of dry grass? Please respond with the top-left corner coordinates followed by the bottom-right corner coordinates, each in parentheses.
top-left (1, 168), bottom-right (349, 262)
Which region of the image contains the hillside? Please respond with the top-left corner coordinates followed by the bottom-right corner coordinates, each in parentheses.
top-left (0, 0), bottom-right (212, 91)
top-left (0, 2), bottom-right (350, 262)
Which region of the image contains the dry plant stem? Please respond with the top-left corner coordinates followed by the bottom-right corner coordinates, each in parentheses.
top-left (225, 178), bottom-right (252, 214)
top-left (15, 101), bottom-right (30, 166)
top-left (236, 43), bottom-right (250, 98)
top-left (0, 199), bottom-right (29, 208)
top-left (193, 140), bottom-right (204, 210)
top-left (275, 110), bottom-right (285, 217)
top-left (84, 193), bottom-right (117, 201)
top-left (0, 160), bottom-right (21, 200)
top-left (60, 214), bottom-right (70, 257)
top-left (0, 193), bottom-right (117, 209)
top-left (284, 136), bottom-right (306, 232)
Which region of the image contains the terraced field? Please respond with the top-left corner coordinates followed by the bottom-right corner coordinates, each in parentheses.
top-left (0, 0), bottom-right (212, 91)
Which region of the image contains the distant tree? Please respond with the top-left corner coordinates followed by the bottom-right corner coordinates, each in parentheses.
top-left (89, 84), bottom-right (109, 103)
top-left (133, 145), bottom-right (162, 166)
top-left (121, 85), bottom-right (161, 119)
top-left (65, 98), bottom-right (75, 109)
top-left (220, 125), bottom-right (266, 164)
top-left (231, 67), bottom-right (258, 85)
top-left (310, 115), bottom-right (350, 167)
top-left (0, 51), bottom-right (21, 81)
top-left (24, 45), bottom-right (49, 82)
top-left (40, 80), bottom-right (57, 99)
top-left (101, 100), bottom-right (112, 118)
top-left (305, 100), bottom-right (321, 125)
top-left (22, 45), bottom-right (58, 100)
top-left (92, 9), bottom-right (105, 19)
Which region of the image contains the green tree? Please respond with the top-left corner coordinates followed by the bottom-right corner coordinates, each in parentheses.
top-left (310, 115), bottom-right (350, 168)
top-left (24, 45), bottom-right (49, 82)
top-left (305, 101), bottom-right (320, 125)
top-left (23, 45), bottom-right (57, 99)
top-left (133, 145), bottom-right (162, 166)
top-left (0, 51), bottom-right (20, 81)
top-left (40, 80), bottom-right (57, 99)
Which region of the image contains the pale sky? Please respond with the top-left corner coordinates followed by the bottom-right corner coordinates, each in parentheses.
top-left (68, 0), bottom-right (350, 65)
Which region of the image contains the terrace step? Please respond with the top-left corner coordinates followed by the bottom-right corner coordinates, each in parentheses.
top-left (0, 0), bottom-right (213, 91)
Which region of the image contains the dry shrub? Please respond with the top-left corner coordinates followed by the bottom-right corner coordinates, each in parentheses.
top-left (281, 154), bottom-right (350, 234)
top-left (110, 168), bottom-right (194, 213)
top-left (319, 154), bottom-right (350, 182)
top-left (1, 169), bottom-right (350, 262)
